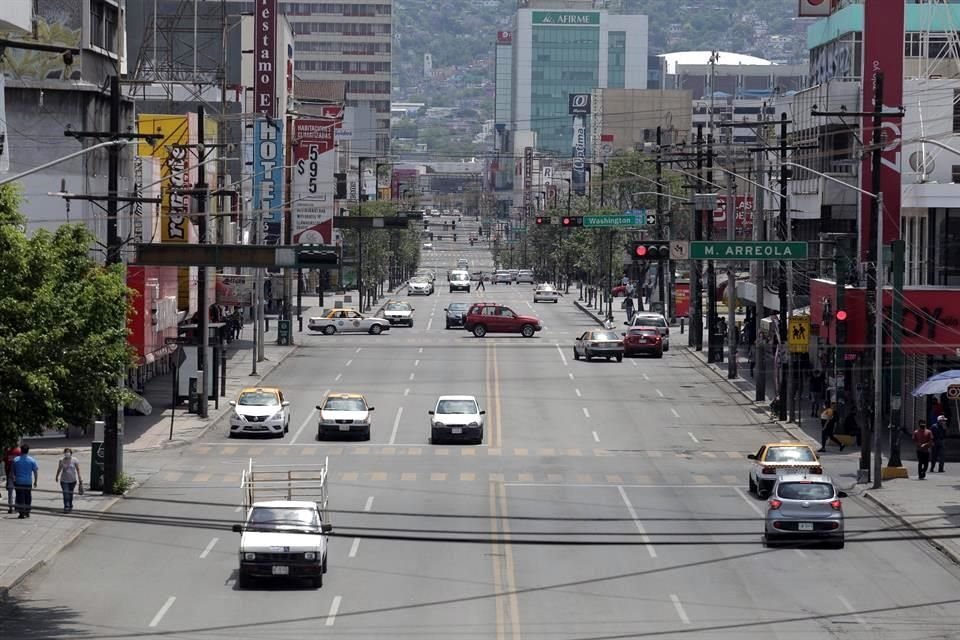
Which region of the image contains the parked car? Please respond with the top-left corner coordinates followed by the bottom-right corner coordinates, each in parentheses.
top-left (573, 330), bottom-right (624, 362)
top-left (464, 303), bottom-right (542, 338)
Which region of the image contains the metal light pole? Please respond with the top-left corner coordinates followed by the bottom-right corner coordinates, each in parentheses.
top-left (357, 156), bottom-right (375, 310)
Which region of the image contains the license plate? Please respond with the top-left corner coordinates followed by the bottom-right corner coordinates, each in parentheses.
top-left (339, 425), bottom-right (350, 431)
top-left (798, 522), bottom-right (814, 531)
top-left (272, 565), bottom-right (289, 575)
top-left (452, 427), bottom-right (463, 434)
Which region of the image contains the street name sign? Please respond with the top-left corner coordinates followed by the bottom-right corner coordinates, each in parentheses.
top-left (689, 241), bottom-right (808, 261)
top-left (583, 210), bottom-right (656, 228)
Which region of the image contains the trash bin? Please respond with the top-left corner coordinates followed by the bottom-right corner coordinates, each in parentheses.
top-left (277, 319), bottom-right (292, 346)
top-left (188, 377), bottom-right (199, 414)
top-left (90, 441), bottom-right (105, 492)
top-left (709, 331), bottom-right (725, 363)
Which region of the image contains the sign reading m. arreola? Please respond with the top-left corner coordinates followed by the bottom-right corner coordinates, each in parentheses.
top-left (532, 11), bottom-right (601, 25)
top-left (689, 241), bottom-right (808, 261)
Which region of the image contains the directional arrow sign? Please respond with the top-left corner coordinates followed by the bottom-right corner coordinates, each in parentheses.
top-left (689, 241), bottom-right (808, 261)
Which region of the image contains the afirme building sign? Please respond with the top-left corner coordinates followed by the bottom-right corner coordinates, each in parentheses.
top-left (532, 11), bottom-right (601, 25)
top-left (689, 241), bottom-right (809, 261)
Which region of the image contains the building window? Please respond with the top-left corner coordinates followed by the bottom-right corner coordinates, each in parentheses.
top-left (954, 91), bottom-right (960, 133)
top-left (952, 165), bottom-right (960, 183)
top-left (90, 0), bottom-right (119, 53)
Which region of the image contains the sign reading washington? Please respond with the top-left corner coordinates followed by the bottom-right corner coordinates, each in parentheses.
top-left (689, 241), bottom-right (808, 261)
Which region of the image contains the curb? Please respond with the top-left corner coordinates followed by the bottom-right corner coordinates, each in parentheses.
top-left (861, 491), bottom-right (960, 568)
top-left (0, 494), bottom-right (123, 602)
top-left (573, 300), bottom-right (612, 329)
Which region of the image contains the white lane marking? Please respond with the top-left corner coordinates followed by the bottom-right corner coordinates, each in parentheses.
top-left (388, 407), bottom-right (404, 445)
top-left (404, 388), bottom-right (410, 396)
top-left (617, 486), bottom-right (656, 558)
top-left (348, 537), bottom-right (361, 558)
top-left (526, 301), bottom-right (534, 309)
top-left (234, 505), bottom-right (242, 513)
top-left (355, 347), bottom-right (362, 353)
top-left (409, 372), bottom-right (416, 381)
top-left (325, 595), bottom-right (342, 627)
top-left (345, 359), bottom-right (353, 367)
top-left (575, 388), bottom-right (582, 397)
top-left (688, 432), bottom-right (699, 444)
top-left (364, 496), bottom-right (375, 511)
top-left (670, 594), bottom-right (691, 624)
top-left (568, 372), bottom-right (575, 381)
top-left (671, 408), bottom-right (680, 418)
top-left (734, 487), bottom-right (765, 516)
top-left (592, 431), bottom-right (600, 443)
top-left (149, 596), bottom-right (176, 628)
top-left (837, 594), bottom-right (867, 626)
top-left (631, 359), bottom-right (638, 367)
top-left (199, 537), bottom-right (219, 559)
top-left (642, 373), bottom-right (650, 381)
top-left (292, 406), bottom-right (321, 444)
top-left (414, 359), bottom-right (420, 367)
top-left (334, 373), bottom-right (342, 381)
top-left (556, 344), bottom-right (568, 367)
top-left (427, 318), bottom-right (433, 331)
top-left (419, 347), bottom-right (423, 354)
top-left (794, 549), bottom-right (807, 559)
top-left (656, 389), bottom-right (664, 398)
top-left (582, 407), bottom-right (591, 419)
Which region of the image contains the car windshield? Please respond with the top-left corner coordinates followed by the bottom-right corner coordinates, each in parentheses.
top-left (238, 391), bottom-right (279, 406)
top-left (537, 285), bottom-right (555, 291)
top-left (592, 332), bottom-right (618, 341)
top-left (765, 446), bottom-right (817, 463)
top-left (386, 303), bottom-right (410, 311)
top-left (324, 397), bottom-right (366, 411)
top-left (777, 482), bottom-right (834, 500)
top-left (437, 399), bottom-right (479, 414)
top-left (635, 316), bottom-right (667, 328)
top-left (249, 507), bottom-right (320, 529)
top-left (451, 273), bottom-right (468, 281)
top-left (448, 303), bottom-right (468, 312)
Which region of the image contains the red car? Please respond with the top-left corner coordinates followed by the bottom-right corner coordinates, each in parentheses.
top-left (464, 303), bottom-right (542, 338)
top-left (623, 326), bottom-right (663, 358)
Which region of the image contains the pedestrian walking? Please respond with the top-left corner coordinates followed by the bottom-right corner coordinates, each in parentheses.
top-left (819, 403), bottom-right (844, 452)
top-left (476, 273), bottom-right (485, 292)
top-left (11, 444), bottom-right (38, 518)
top-left (55, 448), bottom-right (83, 513)
top-left (622, 295), bottom-right (635, 324)
top-left (748, 349), bottom-right (755, 379)
top-left (912, 419), bottom-right (934, 480)
top-left (3, 445), bottom-right (20, 514)
top-left (809, 369), bottom-right (825, 417)
top-left (931, 415), bottom-right (948, 473)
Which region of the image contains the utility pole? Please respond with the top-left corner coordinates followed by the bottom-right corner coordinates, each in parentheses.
top-left (753, 127), bottom-right (766, 401)
top-left (691, 124), bottom-right (705, 351)
top-left (777, 112), bottom-right (789, 422)
top-left (196, 106), bottom-right (210, 419)
top-left (706, 134), bottom-right (718, 363)
top-left (63, 75), bottom-right (159, 494)
top-left (656, 127), bottom-right (668, 318)
top-left (724, 124), bottom-right (737, 378)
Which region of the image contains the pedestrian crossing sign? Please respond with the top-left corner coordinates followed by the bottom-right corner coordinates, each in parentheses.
top-left (788, 315), bottom-right (811, 353)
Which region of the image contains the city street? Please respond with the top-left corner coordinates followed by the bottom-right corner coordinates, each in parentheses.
top-left (3, 251), bottom-right (960, 638)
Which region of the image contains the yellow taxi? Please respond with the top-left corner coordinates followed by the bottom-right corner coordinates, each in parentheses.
top-left (747, 441), bottom-right (822, 497)
top-left (307, 308), bottom-right (392, 335)
top-left (228, 387), bottom-right (290, 438)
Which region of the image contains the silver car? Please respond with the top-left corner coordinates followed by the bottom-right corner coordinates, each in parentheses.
top-left (764, 474), bottom-right (847, 548)
top-left (408, 278), bottom-right (434, 295)
top-left (516, 269), bottom-right (535, 284)
top-left (573, 330), bottom-right (624, 362)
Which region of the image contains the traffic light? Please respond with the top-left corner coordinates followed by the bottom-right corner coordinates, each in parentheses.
top-left (535, 216), bottom-right (550, 225)
top-left (296, 244), bottom-right (339, 266)
top-left (835, 309), bottom-right (848, 344)
top-left (334, 173), bottom-right (347, 199)
top-left (561, 216), bottom-right (583, 228)
top-left (632, 241), bottom-right (670, 261)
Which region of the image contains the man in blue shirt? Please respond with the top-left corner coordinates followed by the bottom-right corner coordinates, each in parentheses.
top-left (12, 443), bottom-right (38, 519)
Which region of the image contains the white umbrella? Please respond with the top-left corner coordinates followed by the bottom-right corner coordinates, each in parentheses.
top-left (911, 370), bottom-right (960, 397)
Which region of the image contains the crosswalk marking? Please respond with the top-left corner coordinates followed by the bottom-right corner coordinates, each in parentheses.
top-left (722, 475), bottom-right (739, 484)
top-left (460, 472), bottom-right (476, 482)
top-left (487, 448), bottom-right (502, 456)
top-left (460, 449), bottom-right (476, 456)
top-left (353, 447), bottom-right (370, 455)
top-left (222, 446), bottom-right (238, 455)
top-left (162, 472), bottom-right (183, 482)
top-left (693, 474), bottom-right (711, 484)
top-left (431, 472), bottom-right (447, 481)
top-left (248, 447), bottom-right (265, 456)
top-left (381, 447), bottom-right (396, 455)
top-left (648, 450), bottom-right (663, 458)
top-left (547, 473), bottom-right (563, 482)
top-left (632, 474), bottom-right (653, 484)
top-left (565, 449), bottom-right (583, 457)
top-left (577, 473), bottom-right (593, 483)
top-left (702, 452), bottom-right (716, 458)
top-left (407, 447), bottom-right (422, 456)
top-left (726, 451), bottom-right (743, 459)
top-left (517, 473), bottom-right (534, 482)
top-left (193, 473), bottom-right (211, 482)
top-left (342, 472), bottom-right (359, 482)
top-left (606, 474), bottom-right (623, 484)
top-left (369, 472), bottom-right (388, 481)
top-left (274, 448), bottom-right (289, 457)
top-left (195, 447), bottom-right (211, 455)
top-left (300, 446), bottom-right (317, 456)
top-left (514, 448), bottom-right (529, 457)
top-left (538, 448), bottom-right (557, 456)
top-left (434, 448), bottom-right (449, 456)
top-left (488, 472), bottom-right (505, 482)
top-left (401, 472), bottom-right (417, 481)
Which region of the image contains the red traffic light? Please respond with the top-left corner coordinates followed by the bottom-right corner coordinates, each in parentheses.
top-left (562, 217), bottom-right (571, 226)
top-left (536, 216), bottom-right (545, 225)
top-left (835, 310), bottom-right (848, 321)
top-left (634, 245), bottom-right (648, 257)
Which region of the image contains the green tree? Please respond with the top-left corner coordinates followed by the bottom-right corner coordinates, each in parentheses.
top-left (342, 200), bottom-right (422, 299)
top-left (0, 185), bottom-right (134, 445)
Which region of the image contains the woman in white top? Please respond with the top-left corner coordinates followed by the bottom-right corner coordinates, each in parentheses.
top-left (55, 448), bottom-right (83, 513)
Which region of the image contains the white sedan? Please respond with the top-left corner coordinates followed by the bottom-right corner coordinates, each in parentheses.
top-left (307, 309), bottom-right (392, 335)
top-left (408, 278), bottom-right (434, 295)
top-left (533, 284), bottom-right (561, 303)
top-left (429, 395), bottom-right (485, 444)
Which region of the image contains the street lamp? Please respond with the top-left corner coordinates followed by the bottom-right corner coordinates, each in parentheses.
top-left (357, 156), bottom-right (376, 311)
top-left (0, 139), bottom-right (140, 187)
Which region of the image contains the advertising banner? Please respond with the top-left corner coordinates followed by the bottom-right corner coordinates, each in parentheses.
top-left (568, 93), bottom-right (592, 116)
top-left (216, 274), bottom-right (254, 306)
top-left (291, 118), bottom-right (337, 245)
top-left (523, 147), bottom-right (533, 213)
top-left (712, 195), bottom-right (754, 235)
top-left (253, 118), bottom-right (285, 245)
top-left (254, 0), bottom-right (277, 118)
top-left (137, 115), bottom-right (192, 243)
top-left (0, 73), bottom-right (8, 174)
top-left (859, 0), bottom-right (904, 259)
top-left (571, 116), bottom-right (587, 196)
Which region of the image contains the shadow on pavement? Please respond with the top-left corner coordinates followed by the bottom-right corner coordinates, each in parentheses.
top-left (0, 597), bottom-right (93, 639)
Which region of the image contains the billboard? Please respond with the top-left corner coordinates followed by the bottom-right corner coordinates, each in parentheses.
top-left (571, 116), bottom-right (587, 196)
top-left (253, 118), bottom-right (285, 245)
top-left (137, 115), bottom-right (192, 244)
top-left (291, 118), bottom-right (337, 245)
top-left (568, 93), bottom-right (592, 116)
top-left (523, 147), bottom-right (533, 214)
top-left (532, 11), bottom-right (601, 26)
top-left (497, 30), bottom-right (513, 44)
top-left (254, 0), bottom-right (278, 118)
top-left (798, 0), bottom-right (833, 17)
top-left (712, 195), bottom-right (754, 235)
top-left (858, 0), bottom-right (904, 258)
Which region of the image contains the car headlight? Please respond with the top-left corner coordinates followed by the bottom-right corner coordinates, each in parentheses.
top-left (468, 421), bottom-right (480, 428)
top-left (233, 411), bottom-right (246, 422)
top-left (304, 552), bottom-right (316, 560)
top-left (244, 552), bottom-right (256, 561)
top-left (269, 411), bottom-right (284, 421)
top-left (320, 416), bottom-right (336, 425)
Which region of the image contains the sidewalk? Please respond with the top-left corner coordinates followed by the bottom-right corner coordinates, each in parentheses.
top-left (0, 290), bottom-right (367, 601)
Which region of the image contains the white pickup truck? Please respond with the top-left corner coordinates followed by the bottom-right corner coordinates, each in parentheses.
top-left (232, 458), bottom-right (332, 589)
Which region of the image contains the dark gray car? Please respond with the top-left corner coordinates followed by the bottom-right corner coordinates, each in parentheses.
top-left (444, 302), bottom-right (470, 329)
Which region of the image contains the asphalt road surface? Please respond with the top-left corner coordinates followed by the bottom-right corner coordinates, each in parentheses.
top-left (4, 244), bottom-right (960, 639)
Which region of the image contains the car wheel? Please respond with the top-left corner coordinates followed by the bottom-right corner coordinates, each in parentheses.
top-left (573, 349), bottom-right (580, 360)
top-left (363, 427), bottom-right (371, 441)
top-left (322, 553), bottom-right (328, 573)
top-left (473, 325), bottom-right (487, 338)
top-left (445, 322), bottom-right (451, 330)
top-left (228, 431), bottom-right (236, 439)
top-left (616, 354), bottom-right (623, 362)
top-left (757, 487), bottom-right (769, 499)
top-left (748, 475), bottom-right (756, 494)
top-left (762, 535), bottom-right (775, 548)
top-left (554, 299), bottom-right (559, 303)
top-left (655, 350), bottom-right (663, 359)
top-left (832, 536), bottom-right (845, 550)
top-left (322, 325), bottom-right (336, 335)
top-left (520, 324), bottom-right (535, 338)
top-left (431, 428), bottom-right (442, 444)
top-left (409, 320), bottom-right (414, 327)
top-left (237, 571), bottom-right (252, 589)
top-left (369, 324), bottom-right (383, 335)
top-left (475, 428), bottom-right (484, 445)
top-left (317, 429), bottom-right (325, 441)
top-left (311, 573), bottom-right (323, 589)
